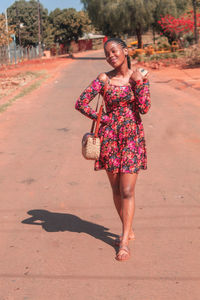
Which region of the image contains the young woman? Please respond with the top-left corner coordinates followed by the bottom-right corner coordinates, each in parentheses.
top-left (75, 38), bottom-right (151, 261)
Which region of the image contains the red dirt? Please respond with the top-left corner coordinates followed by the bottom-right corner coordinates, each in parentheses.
top-left (0, 49), bottom-right (200, 300)
top-left (0, 50), bottom-right (104, 104)
top-left (137, 62), bottom-right (200, 103)
top-left (0, 56), bottom-right (73, 101)
top-left (0, 56), bottom-right (72, 76)
top-left (1, 51), bottom-right (200, 105)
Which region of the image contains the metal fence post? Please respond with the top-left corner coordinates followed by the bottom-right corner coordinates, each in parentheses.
top-left (0, 44), bottom-right (43, 66)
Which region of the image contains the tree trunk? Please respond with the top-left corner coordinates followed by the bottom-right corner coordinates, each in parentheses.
top-left (136, 25), bottom-right (142, 48)
top-left (192, 0), bottom-right (199, 44)
top-left (152, 27), bottom-right (156, 44)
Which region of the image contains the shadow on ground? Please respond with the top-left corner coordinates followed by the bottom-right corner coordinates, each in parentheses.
top-left (60, 55), bottom-right (105, 61)
top-left (72, 57), bottom-right (105, 60)
top-left (22, 209), bottom-right (118, 249)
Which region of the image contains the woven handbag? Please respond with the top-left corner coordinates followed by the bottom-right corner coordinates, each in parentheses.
top-left (82, 83), bottom-right (107, 160)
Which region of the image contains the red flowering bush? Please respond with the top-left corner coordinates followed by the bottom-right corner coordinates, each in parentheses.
top-left (158, 11), bottom-right (200, 43)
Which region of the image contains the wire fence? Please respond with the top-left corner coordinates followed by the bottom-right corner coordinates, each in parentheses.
top-left (0, 43), bottom-right (42, 66)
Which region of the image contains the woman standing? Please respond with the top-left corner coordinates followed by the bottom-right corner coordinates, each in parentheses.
top-left (75, 38), bottom-right (151, 261)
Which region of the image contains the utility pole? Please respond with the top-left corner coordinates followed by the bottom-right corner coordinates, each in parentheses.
top-left (5, 9), bottom-right (11, 61)
top-left (16, 3), bottom-right (21, 46)
top-left (192, 0), bottom-right (199, 44)
top-left (37, 0), bottom-right (41, 56)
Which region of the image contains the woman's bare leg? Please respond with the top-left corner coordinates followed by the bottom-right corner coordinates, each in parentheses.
top-left (114, 172), bottom-right (137, 260)
top-left (106, 171), bottom-right (122, 220)
top-left (120, 173), bottom-right (138, 245)
top-left (106, 171), bottom-right (136, 240)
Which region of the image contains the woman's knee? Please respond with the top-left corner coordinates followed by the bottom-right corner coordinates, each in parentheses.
top-left (112, 184), bottom-right (120, 197)
top-left (120, 185), bottom-right (135, 199)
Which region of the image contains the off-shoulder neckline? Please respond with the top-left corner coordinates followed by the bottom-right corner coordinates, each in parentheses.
top-left (97, 77), bottom-right (143, 88)
top-left (108, 83), bottom-right (131, 87)
top-left (97, 77), bottom-right (131, 88)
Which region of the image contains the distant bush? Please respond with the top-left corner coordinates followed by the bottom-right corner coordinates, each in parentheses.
top-left (135, 51), bottom-right (184, 63)
top-left (186, 45), bottom-right (200, 66)
top-left (156, 36), bottom-right (171, 51)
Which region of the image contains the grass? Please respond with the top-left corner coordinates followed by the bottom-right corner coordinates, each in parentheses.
top-left (135, 51), bottom-right (185, 62)
top-left (0, 71), bottom-right (49, 113)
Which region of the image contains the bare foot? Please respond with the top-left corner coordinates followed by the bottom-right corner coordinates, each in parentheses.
top-left (115, 244), bottom-right (130, 262)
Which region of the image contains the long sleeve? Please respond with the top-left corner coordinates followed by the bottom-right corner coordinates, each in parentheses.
top-left (131, 79), bottom-right (151, 114)
top-left (75, 77), bottom-right (112, 124)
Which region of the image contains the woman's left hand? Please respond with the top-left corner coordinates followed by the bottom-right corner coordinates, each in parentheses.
top-left (129, 68), bottom-right (143, 82)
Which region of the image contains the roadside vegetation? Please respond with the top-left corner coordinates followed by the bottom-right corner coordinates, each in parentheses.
top-left (0, 0), bottom-right (199, 112)
top-left (0, 0), bottom-right (199, 67)
top-left (0, 0), bottom-right (93, 51)
top-left (81, 0), bottom-right (200, 68)
top-left (0, 70), bottom-right (47, 113)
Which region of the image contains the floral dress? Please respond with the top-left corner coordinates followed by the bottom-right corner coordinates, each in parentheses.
top-left (75, 74), bottom-right (151, 174)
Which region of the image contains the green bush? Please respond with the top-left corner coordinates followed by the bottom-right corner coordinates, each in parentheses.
top-left (186, 45), bottom-right (200, 66)
top-left (137, 54), bottom-right (146, 61)
top-left (156, 36), bottom-right (171, 50)
top-left (132, 50), bottom-right (186, 63)
top-left (171, 53), bottom-right (177, 58)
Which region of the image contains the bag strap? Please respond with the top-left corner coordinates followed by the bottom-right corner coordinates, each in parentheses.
top-left (90, 94), bottom-right (101, 134)
top-left (90, 79), bottom-right (107, 137)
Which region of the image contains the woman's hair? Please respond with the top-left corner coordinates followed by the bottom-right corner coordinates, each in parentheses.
top-left (104, 37), bottom-right (131, 69)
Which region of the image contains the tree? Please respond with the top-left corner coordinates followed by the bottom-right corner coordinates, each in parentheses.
top-left (155, 0), bottom-right (200, 44)
top-left (0, 14), bottom-right (15, 46)
top-left (122, 0), bottom-right (153, 48)
top-left (7, 0), bottom-right (49, 47)
top-left (151, 0), bottom-right (190, 43)
top-left (192, 0), bottom-right (199, 43)
top-left (158, 10), bottom-right (200, 43)
top-left (78, 10), bottom-right (94, 33)
top-left (174, 0), bottom-right (189, 15)
top-left (151, 0), bottom-right (177, 42)
top-left (158, 13), bottom-right (195, 40)
top-left (48, 8), bottom-right (91, 46)
top-left (82, 0), bottom-right (192, 47)
top-left (81, 0), bottom-right (154, 48)
top-left (42, 22), bottom-right (55, 49)
top-left (81, 0), bottom-right (115, 36)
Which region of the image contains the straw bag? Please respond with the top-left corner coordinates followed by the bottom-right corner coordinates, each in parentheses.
top-left (82, 83), bottom-right (107, 160)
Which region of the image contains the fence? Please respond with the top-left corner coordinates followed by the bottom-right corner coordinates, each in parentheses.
top-left (0, 43), bottom-right (42, 66)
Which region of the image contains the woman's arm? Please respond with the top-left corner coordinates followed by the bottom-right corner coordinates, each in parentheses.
top-left (129, 69), bottom-right (151, 114)
top-left (75, 73), bottom-right (111, 124)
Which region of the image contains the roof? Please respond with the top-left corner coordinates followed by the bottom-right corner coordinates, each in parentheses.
top-left (79, 33), bottom-right (105, 40)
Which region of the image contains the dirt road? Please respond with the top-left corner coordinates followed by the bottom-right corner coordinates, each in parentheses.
top-left (0, 50), bottom-right (200, 300)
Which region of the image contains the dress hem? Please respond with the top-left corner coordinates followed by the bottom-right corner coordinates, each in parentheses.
top-left (94, 165), bottom-right (147, 174)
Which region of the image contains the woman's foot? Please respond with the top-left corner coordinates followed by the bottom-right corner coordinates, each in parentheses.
top-left (114, 231), bottom-right (135, 246)
top-left (115, 244), bottom-right (130, 262)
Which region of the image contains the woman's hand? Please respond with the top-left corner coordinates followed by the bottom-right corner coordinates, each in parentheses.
top-left (129, 68), bottom-right (143, 82)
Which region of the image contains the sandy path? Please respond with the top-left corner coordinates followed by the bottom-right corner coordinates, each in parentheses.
top-left (0, 50), bottom-right (199, 300)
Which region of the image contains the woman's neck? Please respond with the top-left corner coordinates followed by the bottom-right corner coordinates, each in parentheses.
top-left (114, 63), bottom-right (131, 78)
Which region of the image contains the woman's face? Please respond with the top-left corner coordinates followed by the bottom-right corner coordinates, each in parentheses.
top-left (104, 42), bottom-right (128, 69)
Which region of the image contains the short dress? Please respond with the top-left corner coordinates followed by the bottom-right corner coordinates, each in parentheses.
top-left (75, 74), bottom-right (151, 174)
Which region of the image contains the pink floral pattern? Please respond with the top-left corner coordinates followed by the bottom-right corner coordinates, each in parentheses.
top-left (75, 75), bottom-right (151, 174)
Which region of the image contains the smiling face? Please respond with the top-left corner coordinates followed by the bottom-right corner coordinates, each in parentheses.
top-left (104, 41), bottom-right (128, 69)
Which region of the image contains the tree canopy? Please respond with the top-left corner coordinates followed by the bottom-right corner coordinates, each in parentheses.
top-left (3, 0), bottom-right (193, 49)
top-left (6, 0), bottom-right (93, 49)
top-left (0, 14), bottom-right (15, 46)
top-left (48, 8), bottom-right (92, 45)
top-left (7, 0), bottom-right (48, 47)
top-left (152, 0), bottom-right (178, 37)
top-left (81, 0), bottom-right (191, 46)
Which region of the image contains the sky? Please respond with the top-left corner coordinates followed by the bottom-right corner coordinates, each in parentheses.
top-left (0, 0), bottom-right (83, 14)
